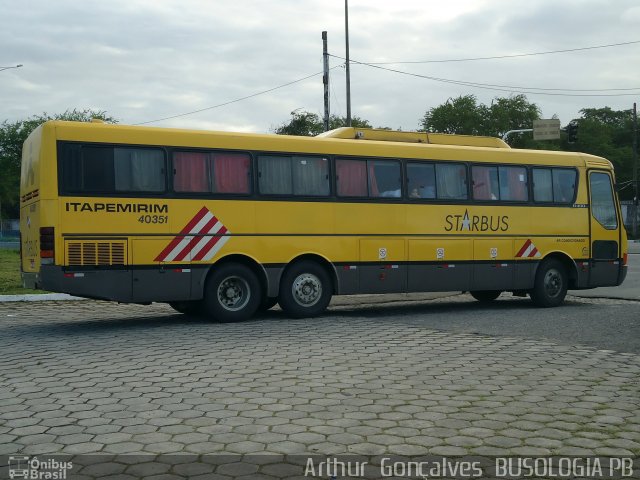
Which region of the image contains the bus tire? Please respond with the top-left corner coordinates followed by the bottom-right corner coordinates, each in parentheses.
top-left (168, 301), bottom-right (202, 315)
top-left (278, 261), bottom-right (332, 318)
top-left (530, 258), bottom-right (568, 308)
top-left (470, 290), bottom-right (501, 303)
top-left (203, 263), bottom-right (261, 322)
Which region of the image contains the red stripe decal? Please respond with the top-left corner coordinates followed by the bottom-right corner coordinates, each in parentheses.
top-left (154, 207), bottom-right (210, 262)
top-left (192, 226), bottom-right (228, 261)
top-left (528, 247), bottom-right (538, 258)
top-left (172, 215), bottom-right (219, 262)
top-left (516, 239), bottom-right (532, 258)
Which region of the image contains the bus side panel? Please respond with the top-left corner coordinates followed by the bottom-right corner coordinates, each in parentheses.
top-left (131, 239), bottom-right (191, 302)
top-left (407, 239), bottom-right (472, 292)
top-left (471, 239), bottom-right (514, 290)
top-left (359, 239), bottom-right (406, 293)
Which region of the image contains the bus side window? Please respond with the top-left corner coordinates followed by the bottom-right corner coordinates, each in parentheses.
top-left (173, 151), bottom-right (210, 192)
top-left (258, 156), bottom-right (293, 195)
top-left (436, 163), bottom-right (468, 200)
top-left (407, 163), bottom-right (436, 199)
top-left (472, 166), bottom-right (499, 201)
top-left (61, 144), bottom-right (166, 194)
top-left (369, 160), bottom-right (401, 198)
top-left (553, 169), bottom-right (576, 203)
top-left (259, 155), bottom-right (328, 196)
top-left (211, 153), bottom-right (251, 194)
top-left (499, 166), bottom-right (528, 201)
top-left (291, 156), bottom-right (329, 196)
top-left (114, 148), bottom-right (165, 192)
top-left (533, 168), bottom-right (553, 202)
top-left (336, 159), bottom-right (367, 197)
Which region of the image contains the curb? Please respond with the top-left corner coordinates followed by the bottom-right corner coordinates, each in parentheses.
top-left (0, 293), bottom-right (87, 303)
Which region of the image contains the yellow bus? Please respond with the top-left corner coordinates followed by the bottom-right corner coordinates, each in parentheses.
top-left (20, 121), bottom-right (628, 321)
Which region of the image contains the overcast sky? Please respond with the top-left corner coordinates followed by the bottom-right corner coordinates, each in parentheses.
top-left (1, 0), bottom-right (639, 134)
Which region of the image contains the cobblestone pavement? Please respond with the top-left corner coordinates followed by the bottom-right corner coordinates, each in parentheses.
top-left (1, 296), bottom-right (639, 465)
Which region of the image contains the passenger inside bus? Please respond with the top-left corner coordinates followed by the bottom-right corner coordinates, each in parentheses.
top-left (407, 163), bottom-right (437, 199)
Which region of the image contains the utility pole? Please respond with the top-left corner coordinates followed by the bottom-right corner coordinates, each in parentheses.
top-left (633, 102), bottom-right (638, 238)
top-left (322, 31), bottom-right (330, 132)
top-left (344, 0), bottom-right (352, 127)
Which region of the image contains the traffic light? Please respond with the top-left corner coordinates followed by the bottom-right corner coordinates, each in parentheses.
top-left (567, 122), bottom-right (578, 144)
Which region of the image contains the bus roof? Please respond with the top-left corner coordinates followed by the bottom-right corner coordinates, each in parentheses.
top-left (41, 120), bottom-right (609, 169)
top-left (317, 127), bottom-right (511, 149)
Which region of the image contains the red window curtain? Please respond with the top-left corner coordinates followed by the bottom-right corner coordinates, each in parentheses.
top-left (472, 166), bottom-right (492, 200)
top-left (336, 160), bottom-right (367, 196)
top-left (507, 168), bottom-right (527, 201)
top-left (173, 152), bottom-right (209, 192)
top-left (213, 153), bottom-right (250, 193)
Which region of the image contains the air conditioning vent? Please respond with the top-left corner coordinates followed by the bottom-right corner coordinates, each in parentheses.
top-left (66, 241), bottom-right (127, 266)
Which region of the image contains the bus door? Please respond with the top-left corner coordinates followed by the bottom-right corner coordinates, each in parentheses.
top-left (588, 171), bottom-right (620, 287)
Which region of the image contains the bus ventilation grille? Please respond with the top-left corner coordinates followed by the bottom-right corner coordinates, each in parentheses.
top-left (66, 241), bottom-right (126, 266)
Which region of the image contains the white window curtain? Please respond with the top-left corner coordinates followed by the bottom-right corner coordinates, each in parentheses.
top-left (259, 156), bottom-right (292, 194)
top-left (436, 164), bottom-right (467, 200)
top-left (292, 157), bottom-right (329, 196)
top-left (115, 148), bottom-right (164, 192)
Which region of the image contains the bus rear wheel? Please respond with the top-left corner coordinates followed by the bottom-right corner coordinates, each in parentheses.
top-left (530, 258), bottom-right (568, 308)
top-left (470, 290), bottom-right (501, 303)
top-left (203, 263), bottom-right (261, 322)
top-left (278, 261), bottom-right (332, 318)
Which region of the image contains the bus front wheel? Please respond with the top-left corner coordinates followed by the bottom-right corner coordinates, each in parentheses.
top-left (203, 263), bottom-right (261, 322)
top-left (470, 290), bottom-right (501, 303)
top-left (530, 259), bottom-right (568, 308)
top-left (278, 261), bottom-right (332, 318)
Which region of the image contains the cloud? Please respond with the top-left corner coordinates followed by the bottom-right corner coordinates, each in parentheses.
top-left (1, 0), bottom-right (638, 132)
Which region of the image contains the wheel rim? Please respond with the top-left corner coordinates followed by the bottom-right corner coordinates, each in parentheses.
top-left (217, 275), bottom-right (251, 311)
top-left (543, 268), bottom-right (563, 298)
top-left (291, 273), bottom-right (322, 307)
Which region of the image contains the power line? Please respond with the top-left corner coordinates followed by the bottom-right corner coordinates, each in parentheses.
top-left (133, 39), bottom-right (640, 125)
top-left (336, 56), bottom-right (640, 97)
top-left (359, 40), bottom-right (640, 64)
top-left (135, 68), bottom-right (339, 126)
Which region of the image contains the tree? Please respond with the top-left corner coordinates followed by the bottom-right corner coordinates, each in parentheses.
top-left (273, 110), bottom-right (324, 136)
top-left (485, 95), bottom-right (541, 140)
top-left (0, 109), bottom-right (116, 219)
top-left (420, 94), bottom-right (542, 148)
top-left (563, 107), bottom-right (636, 199)
top-left (328, 115), bottom-right (372, 130)
top-left (420, 95), bottom-right (486, 136)
top-left (273, 110), bottom-right (374, 136)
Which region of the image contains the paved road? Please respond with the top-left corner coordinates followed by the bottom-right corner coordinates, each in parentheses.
top-left (1, 244), bottom-right (638, 478)
top-left (1, 296), bottom-right (638, 474)
top-left (337, 294), bottom-right (640, 354)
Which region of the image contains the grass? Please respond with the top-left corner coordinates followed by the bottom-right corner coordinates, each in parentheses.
top-left (0, 248), bottom-right (44, 295)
